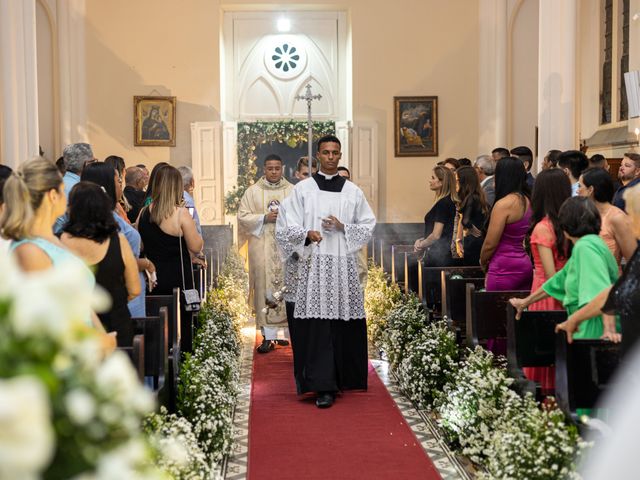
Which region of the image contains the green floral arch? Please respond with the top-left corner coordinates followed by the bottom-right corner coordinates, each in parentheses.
top-left (224, 120), bottom-right (335, 214)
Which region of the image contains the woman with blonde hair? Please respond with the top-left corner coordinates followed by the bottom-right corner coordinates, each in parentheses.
top-left (0, 158), bottom-right (114, 348)
top-left (414, 165), bottom-right (457, 267)
top-left (137, 164), bottom-right (203, 299)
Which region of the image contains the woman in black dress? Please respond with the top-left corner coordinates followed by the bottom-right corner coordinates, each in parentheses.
top-left (137, 165), bottom-right (203, 300)
top-left (61, 182), bottom-right (141, 345)
top-left (454, 166), bottom-right (489, 266)
top-left (414, 165), bottom-right (457, 267)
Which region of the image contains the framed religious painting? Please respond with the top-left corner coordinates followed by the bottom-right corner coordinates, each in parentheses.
top-left (394, 96), bottom-right (438, 157)
top-left (133, 96), bottom-right (176, 146)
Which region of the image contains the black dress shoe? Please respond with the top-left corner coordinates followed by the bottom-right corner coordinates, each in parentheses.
top-left (257, 339), bottom-right (275, 354)
top-left (315, 392), bottom-right (335, 408)
top-left (275, 339), bottom-right (290, 346)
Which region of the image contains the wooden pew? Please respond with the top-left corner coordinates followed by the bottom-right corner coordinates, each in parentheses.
top-left (147, 288), bottom-right (181, 360)
top-left (118, 334), bottom-right (145, 381)
top-left (465, 284), bottom-right (528, 350)
top-left (423, 266), bottom-right (484, 315)
top-left (505, 305), bottom-right (566, 397)
top-left (441, 274), bottom-right (485, 342)
top-left (133, 307), bottom-right (169, 392)
top-left (555, 331), bottom-right (622, 418)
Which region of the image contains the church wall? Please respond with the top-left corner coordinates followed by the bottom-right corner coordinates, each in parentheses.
top-left (84, 0), bottom-right (479, 222)
top-left (84, 0), bottom-right (221, 168)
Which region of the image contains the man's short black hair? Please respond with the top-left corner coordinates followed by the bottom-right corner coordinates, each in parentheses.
top-left (337, 166), bottom-right (351, 177)
top-left (558, 196), bottom-right (601, 238)
top-left (316, 134), bottom-right (341, 152)
top-left (510, 146), bottom-right (533, 171)
top-left (589, 154), bottom-right (606, 168)
top-left (558, 150), bottom-right (589, 180)
top-left (492, 147), bottom-right (510, 159)
top-left (263, 154), bottom-right (283, 166)
top-left (581, 167), bottom-right (615, 203)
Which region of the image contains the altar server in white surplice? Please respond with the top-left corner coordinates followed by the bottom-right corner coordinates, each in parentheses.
top-left (238, 154), bottom-right (293, 354)
top-left (276, 135), bottom-right (376, 409)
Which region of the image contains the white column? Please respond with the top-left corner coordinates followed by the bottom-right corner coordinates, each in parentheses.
top-left (0, 0), bottom-right (39, 168)
top-left (537, 0), bottom-right (577, 168)
top-left (478, 0), bottom-right (508, 155)
top-left (56, 0), bottom-right (88, 146)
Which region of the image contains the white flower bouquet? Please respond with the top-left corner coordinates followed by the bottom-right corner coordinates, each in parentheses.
top-left (396, 320), bottom-right (458, 410)
top-left (380, 294), bottom-right (429, 370)
top-left (364, 262), bottom-right (402, 348)
top-left (436, 347), bottom-right (514, 463)
top-left (0, 254), bottom-right (161, 479)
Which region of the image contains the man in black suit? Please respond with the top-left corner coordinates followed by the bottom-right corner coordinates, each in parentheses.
top-left (510, 146), bottom-right (536, 190)
top-left (123, 166), bottom-right (147, 223)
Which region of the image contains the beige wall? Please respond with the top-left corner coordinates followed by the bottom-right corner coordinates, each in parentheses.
top-left (84, 0), bottom-right (479, 222)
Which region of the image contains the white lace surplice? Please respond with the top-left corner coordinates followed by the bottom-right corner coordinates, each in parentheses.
top-left (276, 178), bottom-right (376, 321)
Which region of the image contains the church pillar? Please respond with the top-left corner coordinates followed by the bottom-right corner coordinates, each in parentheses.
top-left (56, 0), bottom-right (88, 146)
top-left (0, 0), bottom-right (40, 168)
top-left (537, 0), bottom-right (577, 168)
top-left (478, 0), bottom-right (508, 154)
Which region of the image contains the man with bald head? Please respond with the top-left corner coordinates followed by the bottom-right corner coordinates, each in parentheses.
top-left (124, 166), bottom-right (147, 223)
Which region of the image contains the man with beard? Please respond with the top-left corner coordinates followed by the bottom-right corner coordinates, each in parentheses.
top-left (613, 153), bottom-right (640, 212)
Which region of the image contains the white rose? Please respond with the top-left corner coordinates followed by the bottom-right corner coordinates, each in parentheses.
top-left (65, 389), bottom-right (96, 425)
top-left (0, 376), bottom-right (55, 479)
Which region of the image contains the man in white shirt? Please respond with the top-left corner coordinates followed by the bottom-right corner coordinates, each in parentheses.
top-left (276, 135), bottom-right (376, 408)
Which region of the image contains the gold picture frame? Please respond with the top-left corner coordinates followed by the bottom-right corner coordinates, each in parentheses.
top-left (134, 96), bottom-right (176, 146)
top-left (394, 96), bottom-right (438, 157)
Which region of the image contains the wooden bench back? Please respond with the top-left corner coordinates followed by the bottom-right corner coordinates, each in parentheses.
top-left (465, 284), bottom-right (528, 348)
top-left (555, 332), bottom-right (622, 414)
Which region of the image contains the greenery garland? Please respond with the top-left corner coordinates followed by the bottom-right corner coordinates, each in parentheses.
top-left (224, 121), bottom-right (335, 214)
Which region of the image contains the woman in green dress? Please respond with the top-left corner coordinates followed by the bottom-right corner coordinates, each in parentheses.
top-left (510, 197), bottom-right (620, 339)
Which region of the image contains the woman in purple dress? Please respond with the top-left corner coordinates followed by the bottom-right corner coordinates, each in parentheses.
top-left (480, 157), bottom-right (533, 291)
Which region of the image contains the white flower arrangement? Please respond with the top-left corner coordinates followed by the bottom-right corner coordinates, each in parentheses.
top-left (480, 395), bottom-right (587, 480)
top-left (396, 320), bottom-right (458, 410)
top-left (364, 263), bottom-right (402, 348)
top-left (175, 251), bottom-right (246, 466)
top-left (144, 407), bottom-right (212, 480)
top-left (436, 347), bottom-right (514, 463)
top-left (380, 294), bottom-right (428, 370)
top-left (0, 253), bottom-right (162, 479)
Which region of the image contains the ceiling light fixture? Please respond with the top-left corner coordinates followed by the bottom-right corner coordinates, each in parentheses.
top-left (277, 18), bottom-right (291, 32)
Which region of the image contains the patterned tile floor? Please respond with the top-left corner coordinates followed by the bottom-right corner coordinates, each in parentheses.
top-left (222, 326), bottom-right (475, 479)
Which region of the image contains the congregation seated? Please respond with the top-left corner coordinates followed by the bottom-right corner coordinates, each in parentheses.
top-left (61, 182), bottom-right (141, 346)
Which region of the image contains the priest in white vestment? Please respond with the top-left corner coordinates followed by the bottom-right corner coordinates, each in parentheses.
top-left (276, 135), bottom-right (376, 408)
top-left (238, 154), bottom-right (293, 353)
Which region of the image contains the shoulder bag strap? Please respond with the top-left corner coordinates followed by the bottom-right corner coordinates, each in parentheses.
top-left (177, 208), bottom-right (197, 291)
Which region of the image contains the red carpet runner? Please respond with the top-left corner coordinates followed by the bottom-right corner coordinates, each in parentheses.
top-left (248, 335), bottom-right (442, 480)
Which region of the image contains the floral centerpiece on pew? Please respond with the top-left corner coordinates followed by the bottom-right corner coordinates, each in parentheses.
top-left (0, 253), bottom-right (163, 479)
top-left (364, 261), bottom-right (587, 480)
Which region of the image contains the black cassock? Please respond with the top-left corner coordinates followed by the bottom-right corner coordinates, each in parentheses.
top-left (279, 173), bottom-right (373, 394)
